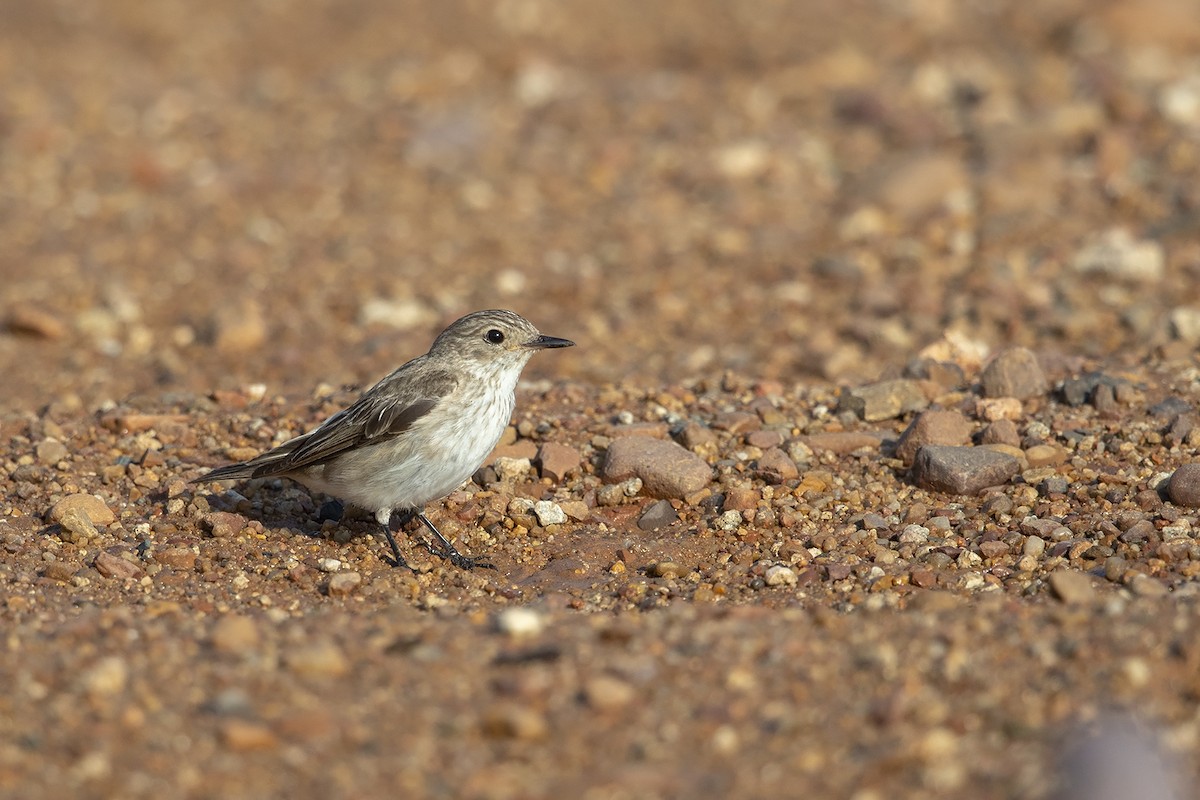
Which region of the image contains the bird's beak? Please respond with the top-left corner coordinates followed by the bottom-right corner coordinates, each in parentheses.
top-left (525, 335), bottom-right (575, 350)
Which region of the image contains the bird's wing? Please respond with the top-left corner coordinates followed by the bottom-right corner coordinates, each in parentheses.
top-left (197, 365), bottom-right (458, 482)
top-left (271, 366), bottom-right (458, 473)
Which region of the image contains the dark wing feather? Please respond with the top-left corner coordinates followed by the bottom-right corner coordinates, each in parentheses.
top-left (195, 364), bottom-right (457, 481)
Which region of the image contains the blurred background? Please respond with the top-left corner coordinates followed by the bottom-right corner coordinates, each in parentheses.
top-left (2, 0), bottom-right (1199, 411)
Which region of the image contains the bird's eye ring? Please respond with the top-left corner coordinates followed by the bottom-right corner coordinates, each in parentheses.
top-left (485, 329), bottom-right (505, 344)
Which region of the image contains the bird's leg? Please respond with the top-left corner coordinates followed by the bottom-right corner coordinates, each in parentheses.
top-left (416, 513), bottom-right (494, 570)
top-left (379, 509), bottom-right (416, 569)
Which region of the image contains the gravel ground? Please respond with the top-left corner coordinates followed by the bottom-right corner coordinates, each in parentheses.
top-left (4, 1), bottom-right (1200, 798)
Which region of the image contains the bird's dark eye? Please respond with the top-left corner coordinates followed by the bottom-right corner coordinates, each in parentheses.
top-left (485, 329), bottom-right (505, 344)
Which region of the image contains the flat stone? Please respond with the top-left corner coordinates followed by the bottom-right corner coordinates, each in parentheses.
top-left (979, 419), bottom-right (1020, 446)
top-left (48, 493), bottom-right (116, 526)
top-left (58, 507), bottom-right (99, 543)
top-left (894, 410), bottom-right (973, 464)
top-left (911, 445), bottom-right (1021, 495)
top-left (838, 379), bottom-right (928, 421)
top-left (637, 499), bottom-right (678, 531)
top-left (1168, 464), bottom-right (1200, 507)
top-left (602, 437), bottom-right (712, 499)
top-left (800, 432), bottom-right (886, 454)
top-left (536, 442), bottom-right (581, 482)
top-left (35, 439), bottom-right (69, 464)
top-left (94, 550), bottom-right (144, 580)
top-left (980, 347), bottom-right (1048, 399)
top-left (676, 422), bottom-right (718, 451)
top-left (1048, 570), bottom-right (1098, 604)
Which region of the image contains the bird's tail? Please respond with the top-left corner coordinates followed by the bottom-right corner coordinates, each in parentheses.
top-left (190, 440), bottom-right (303, 484)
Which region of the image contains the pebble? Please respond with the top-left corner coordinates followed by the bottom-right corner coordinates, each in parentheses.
top-left (536, 442), bottom-right (581, 482)
top-left (911, 445), bottom-right (1021, 495)
top-left (582, 675), bottom-right (636, 710)
top-left (1025, 444), bottom-right (1067, 468)
top-left (533, 500), bottom-right (567, 527)
top-left (201, 511), bottom-right (247, 538)
top-left (976, 397), bottom-right (1024, 421)
top-left (838, 379), bottom-right (928, 421)
top-left (894, 410), bottom-right (972, 464)
top-left (93, 551), bottom-right (144, 580)
top-left (326, 571), bottom-right (362, 596)
top-left (154, 547), bottom-right (196, 570)
top-left (316, 558), bottom-right (342, 573)
top-left (1167, 464), bottom-right (1200, 507)
top-left (979, 419), bottom-right (1021, 446)
top-left (677, 422), bottom-right (718, 451)
top-left (649, 561), bottom-right (682, 579)
top-left (799, 432), bottom-right (885, 454)
top-left (756, 447), bottom-right (799, 482)
top-left (601, 437), bottom-right (712, 499)
top-left (5, 305), bottom-right (68, 339)
top-left (211, 614), bottom-right (261, 653)
top-left (979, 347), bottom-right (1048, 399)
top-left (492, 456), bottom-right (532, 482)
top-left (495, 607), bottom-right (545, 637)
top-left (286, 640), bottom-right (350, 678)
top-left (1048, 570), bottom-right (1098, 604)
top-left (637, 499), bottom-right (678, 531)
top-left (48, 493), bottom-right (116, 526)
top-left (58, 507), bottom-right (99, 543)
top-left (764, 565), bottom-right (798, 586)
top-left (35, 439), bottom-right (69, 464)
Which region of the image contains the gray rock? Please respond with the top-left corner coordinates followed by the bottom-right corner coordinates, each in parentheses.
top-left (1168, 463), bottom-right (1200, 507)
top-left (602, 437), bottom-right (711, 499)
top-left (911, 445), bottom-right (1020, 494)
top-left (637, 499), bottom-right (678, 531)
top-left (838, 379), bottom-right (928, 422)
top-left (980, 347), bottom-right (1048, 399)
top-left (894, 409), bottom-right (973, 464)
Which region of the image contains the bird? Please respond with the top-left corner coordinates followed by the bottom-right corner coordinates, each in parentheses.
top-left (192, 309), bottom-right (574, 569)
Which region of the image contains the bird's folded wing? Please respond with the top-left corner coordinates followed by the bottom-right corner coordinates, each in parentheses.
top-left (271, 369), bottom-right (458, 473)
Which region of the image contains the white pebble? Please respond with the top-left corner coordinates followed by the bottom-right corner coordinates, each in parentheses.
top-left (496, 607), bottom-right (545, 638)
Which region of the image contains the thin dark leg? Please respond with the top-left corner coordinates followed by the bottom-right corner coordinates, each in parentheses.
top-left (380, 509), bottom-right (417, 569)
top-left (416, 513), bottom-right (494, 570)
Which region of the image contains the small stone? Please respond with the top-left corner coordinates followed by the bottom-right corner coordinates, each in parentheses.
top-left (558, 500), bottom-right (590, 521)
top-left (1104, 556), bottom-right (1130, 583)
top-left (976, 397), bottom-right (1024, 421)
top-left (35, 439), bottom-right (69, 464)
top-left (677, 422), bottom-right (719, 451)
top-left (1049, 570), bottom-right (1097, 604)
top-left (1023, 536), bottom-right (1047, 557)
top-left (582, 675), bottom-right (636, 710)
top-left (154, 546), bottom-right (196, 570)
top-left (93, 551), bottom-right (144, 580)
top-left (978, 540), bottom-right (1010, 559)
top-left (536, 442), bottom-right (581, 482)
top-left (911, 445), bottom-right (1021, 495)
top-left (58, 507), bottom-right (99, 543)
top-left (838, 379), bottom-right (928, 421)
top-left (200, 511), bottom-right (247, 538)
top-left (1025, 444), bottom-right (1067, 468)
top-left (211, 614), bottom-right (260, 653)
top-left (532, 500), bottom-right (567, 527)
top-left (596, 484), bottom-right (625, 507)
top-left (724, 488), bottom-right (760, 512)
top-left (286, 640), bottom-right (350, 678)
top-left (649, 561), bottom-right (682, 579)
top-left (220, 719), bottom-right (278, 752)
top-left (1168, 464), bottom-right (1200, 507)
top-left (495, 607), bottom-right (545, 637)
top-left (316, 558), bottom-right (342, 573)
top-left (800, 432), bottom-right (885, 454)
top-left (326, 571), bottom-right (362, 596)
top-left (602, 437), bottom-right (712, 499)
top-left (48, 494), bottom-right (116, 526)
top-left (746, 429), bottom-right (784, 449)
top-left (764, 565), bottom-right (798, 586)
top-left (756, 447), bottom-right (799, 482)
top-left (980, 348), bottom-right (1048, 400)
top-left (492, 456), bottom-right (532, 482)
top-left (894, 410), bottom-right (972, 464)
top-left (637, 499), bottom-right (678, 531)
top-left (979, 419), bottom-right (1021, 446)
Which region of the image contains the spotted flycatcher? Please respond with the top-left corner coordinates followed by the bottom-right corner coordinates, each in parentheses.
top-left (194, 310), bottom-right (574, 568)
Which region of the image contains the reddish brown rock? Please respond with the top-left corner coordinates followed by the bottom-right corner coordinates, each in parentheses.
top-left (894, 410), bottom-right (973, 465)
top-left (602, 437), bottom-right (712, 499)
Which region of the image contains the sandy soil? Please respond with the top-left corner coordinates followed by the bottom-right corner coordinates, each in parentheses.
top-left (3, 1), bottom-right (1200, 798)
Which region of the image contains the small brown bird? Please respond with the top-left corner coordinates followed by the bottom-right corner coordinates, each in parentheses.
top-left (194, 310), bottom-right (573, 568)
